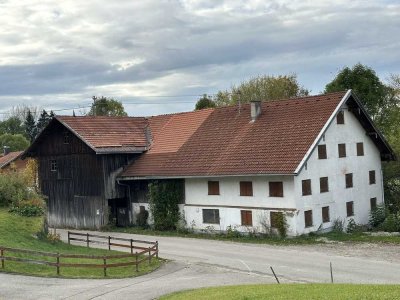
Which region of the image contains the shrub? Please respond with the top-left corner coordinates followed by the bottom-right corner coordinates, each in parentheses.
top-left (225, 225), bottom-right (241, 238)
top-left (273, 213), bottom-right (288, 238)
top-left (379, 213), bottom-right (400, 232)
top-left (0, 172), bottom-right (30, 206)
top-left (346, 218), bottom-right (365, 233)
top-left (332, 218), bottom-right (345, 233)
top-left (9, 198), bottom-right (45, 217)
top-left (369, 204), bottom-right (386, 228)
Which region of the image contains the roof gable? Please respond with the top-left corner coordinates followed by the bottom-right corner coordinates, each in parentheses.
top-left (0, 151), bottom-right (23, 169)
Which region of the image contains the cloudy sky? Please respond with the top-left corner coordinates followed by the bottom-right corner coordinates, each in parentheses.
top-left (0, 0), bottom-right (399, 117)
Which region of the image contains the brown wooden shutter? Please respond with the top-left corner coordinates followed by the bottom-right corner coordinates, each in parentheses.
top-left (319, 177), bottom-right (329, 193)
top-left (318, 145), bottom-right (327, 159)
top-left (346, 201), bottom-right (354, 217)
top-left (302, 179), bottom-right (312, 196)
top-left (208, 181), bottom-right (220, 195)
top-left (369, 170), bottom-right (376, 184)
top-left (337, 111), bottom-right (344, 124)
top-left (241, 210), bottom-right (252, 226)
top-left (322, 206), bottom-right (330, 223)
top-left (240, 181), bottom-right (253, 196)
top-left (357, 142), bottom-right (364, 156)
top-left (345, 173), bottom-right (353, 188)
top-left (304, 210), bottom-right (313, 227)
top-left (338, 143), bottom-right (346, 158)
top-left (269, 182), bottom-right (283, 197)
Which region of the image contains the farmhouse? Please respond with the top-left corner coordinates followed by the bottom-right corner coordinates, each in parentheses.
top-left (0, 148), bottom-right (26, 172)
top-left (25, 90), bottom-right (396, 235)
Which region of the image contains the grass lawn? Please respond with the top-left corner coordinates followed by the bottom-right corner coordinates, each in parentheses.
top-left (0, 208), bottom-right (162, 278)
top-left (103, 225), bottom-right (400, 245)
top-left (160, 284), bottom-right (400, 300)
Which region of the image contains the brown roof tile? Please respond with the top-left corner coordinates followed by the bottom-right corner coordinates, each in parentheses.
top-left (0, 151), bottom-right (23, 169)
top-left (121, 91), bottom-right (347, 177)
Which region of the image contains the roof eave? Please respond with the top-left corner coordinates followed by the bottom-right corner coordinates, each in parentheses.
top-left (118, 173), bottom-right (295, 180)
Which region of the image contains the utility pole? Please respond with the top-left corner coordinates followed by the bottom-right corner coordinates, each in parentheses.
top-left (92, 96), bottom-right (97, 116)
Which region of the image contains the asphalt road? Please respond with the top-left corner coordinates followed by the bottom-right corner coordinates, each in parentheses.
top-left (1, 229), bottom-right (400, 299)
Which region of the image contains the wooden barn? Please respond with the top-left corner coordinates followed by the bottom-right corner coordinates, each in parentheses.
top-left (25, 116), bottom-right (149, 229)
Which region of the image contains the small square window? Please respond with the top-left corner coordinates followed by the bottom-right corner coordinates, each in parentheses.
top-left (302, 179), bottom-right (312, 196)
top-left (322, 206), bottom-right (330, 223)
top-left (346, 201), bottom-right (354, 217)
top-left (337, 110), bottom-right (345, 124)
top-left (369, 170), bottom-right (376, 185)
top-left (320, 177), bottom-right (329, 193)
top-left (304, 210), bottom-right (313, 227)
top-left (50, 160), bottom-right (57, 172)
top-left (269, 182), bottom-right (283, 197)
top-left (338, 143), bottom-right (346, 158)
top-left (370, 197), bottom-right (377, 210)
top-left (240, 181), bottom-right (253, 196)
top-left (241, 210), bottom-right (253, 226)
top-left (202, 209), bottom-right (220, 224)
top-left (270, 211), bottom-right (283, 228)
top-left (208, 181), bottom-right (220, 195)
top-left (318, 145), bottom-right (327, 159)
top-left (357, 142), bottom-right (364, 156)
top-left (63, 131), bottom-right (70, 144)
top-left (345, 173), bottom-right (353, 188)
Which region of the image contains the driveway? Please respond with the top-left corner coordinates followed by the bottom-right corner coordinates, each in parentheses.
top-left (1, 229), bottom-right (400, 299)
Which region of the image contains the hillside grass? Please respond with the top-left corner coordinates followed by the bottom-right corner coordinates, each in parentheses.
top-left (160, 284), bottom-right (400, 300)
top-left (0, 208), bottom-right (161, 278)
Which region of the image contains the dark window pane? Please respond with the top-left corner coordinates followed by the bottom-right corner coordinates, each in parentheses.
top-left (302, 179), bottom-right (312, 196)
top-left (304, 210), bottom-right (313, 227)
top-left (370, 198), bottom-right (377, 210)
top-left (322, 206), bottom-right (330, 223)
top-left (208, 181), bottom-right (220, 195)
top-left (320, 177), bottom-right (329, 193)
top-left (202, 209), bottom-right (220, 224)
top-left (241, 210), bottom-right (253, 226)
top-left (50, 159), bottom-right (57, 172)
top-left (337, 110), bottom-right (344, 124)
top-left (357, 142), bottom-right (364, 156)
top-left (338, 143), bottom-right (346, 158)
top-left (269, 182), bottom-right (283, 197)
top-left (318, 145), bottom-right (327, 159)
top-left (346, 201), bottom-right (354, 217)
top-left (369, 170), bottom-right (376, 185)
top-left (345, 173), bottom-right (353, 188)
top-left (240, 181), bottom-right (253, 196)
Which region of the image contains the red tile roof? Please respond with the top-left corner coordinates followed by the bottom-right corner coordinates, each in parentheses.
top-left (121, 91), bottom-right (348, 177)
top-left (0, 151), bottom-right (23, 169)
top-left (56, 116), bottom-right (148, 152)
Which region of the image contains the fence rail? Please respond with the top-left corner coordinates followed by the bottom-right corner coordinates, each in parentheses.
top-left (0, 233), bottom-right (158, 277)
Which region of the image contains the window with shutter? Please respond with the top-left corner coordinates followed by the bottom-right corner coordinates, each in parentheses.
top-left (337, 110), bottom-right (344, 124)
top-left (208, 181), bottom-right (220, 195)
top-left (240, 181), bottom-right (253, 196)
top-left (345, 173), bottom-right (353, 188)
top-left (322, 206), bottom-right (330, 223)
top-left (302, 179), bottom-right (312, 196)
top-left (304, 210), bottom-right (313, 227)
top-left (338, 143), bottom-right (346, 158)
top-left (241, 210), bottom-right (253, 226)
top-left (320, 177), bottom-right (329, 193)
top-left (346, 201), bottom-right (354, 217)
top-left (269, 182), bottom-right (283, 197)
top-left (357, 142), bottom-right (364, 156)
top-left (318, 145), bottom-right (327, 159)
top-left (369, 170), bottom-right (376, 185)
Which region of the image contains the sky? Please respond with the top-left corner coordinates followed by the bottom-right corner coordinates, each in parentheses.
top-left (0, 0), bottom-right (399, 118)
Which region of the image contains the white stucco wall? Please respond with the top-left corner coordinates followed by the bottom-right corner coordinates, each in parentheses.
top-left (294, 104), bottom-right (383, 234)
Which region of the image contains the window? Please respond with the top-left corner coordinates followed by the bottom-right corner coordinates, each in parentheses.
top-left (304, 210), bottom-right (313, 227)
top-left (50, 160), bottom-right (57, 172)
top-left (318, 145), bottom-right (327, 159)
top-left (338, 143), bottom-right (346, 158)
top-left (240, 181), bottom-right (253, 196)
top-left (346, 201), bottom-right (354, 217)
top-left (322, 206), bottom-right (330, 223)
top-left (202, 209), bottom-right (220, 224)
top-left (270, 212), bottom-right (283, 228)
top-left (319, 177), bottom-right (329, 193)
top-left (269, 182), bottom-right (283, 197)
top-left (302, 179), bottom-right (312, 196)
top-left (208, 181), bottom-right (220, 195)
top-left (63, 131), bottom-right (71, 144)
top-left (357, 142), bottom-right (364, 156)
top-left (241, 210), bottom-right (253, 226)
top-left (337, 110), bottom-right (344, 124)
top-left (369, 170), bottom-right (376, 185)
top-left (345, 173), bottom-right (353, 188)
top-left (370, 197), bottom-right (377, 210)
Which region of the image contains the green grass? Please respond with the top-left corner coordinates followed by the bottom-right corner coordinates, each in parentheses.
top-left (103, 225), bottom-right (400, 245)
top-left (160, 284), bottom-right (400, 300)
top-left (0, 208), bottom-right (162, 278)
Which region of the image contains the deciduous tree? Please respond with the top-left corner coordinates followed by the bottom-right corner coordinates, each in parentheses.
top-left (88, 96), bottom-right (127, 116)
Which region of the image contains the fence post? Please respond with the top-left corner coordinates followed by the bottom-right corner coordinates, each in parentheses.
top-left (156, 241), bottom-right (158, 259)
top-left (135, 252), bottom-right (138, 272)
top-left (67, 231), bottom-right (70, 245)
top-left (56, 253), bottom-right (60, 275)
top-left (130, 239), bottom-right (133, 254)
top-left (86, 233), bottom-right (89, 248)
top-left (1, 249), bottom-right (4, 269)
top-left (330, 262), bottom-right (334, 283)
top-left (108, 236), bottom-right (111, 251)
top-left (103, 257), bottom-right (107, 277)
top-left (148, 247), bottom-right (151, 264)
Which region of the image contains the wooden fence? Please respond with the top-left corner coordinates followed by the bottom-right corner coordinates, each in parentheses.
top-left (0, 233), bottom-right (158, 277)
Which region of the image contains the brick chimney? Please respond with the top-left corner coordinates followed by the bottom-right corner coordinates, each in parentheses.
top-left (3, 146), bottom-right (10, 156)
top-left (250, 101), bottom-right (261, 122)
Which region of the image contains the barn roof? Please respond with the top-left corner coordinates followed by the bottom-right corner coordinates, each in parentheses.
top-left (0, 151), bottom-right (23, 169)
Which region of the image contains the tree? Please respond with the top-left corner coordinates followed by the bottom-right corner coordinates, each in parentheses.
top-left (24, 110), bottom-right (36, 143)
top-left (0, 134), bottom-right (30, 152)
top-left (0, 116), bottom-right (25, 136)
top-left (214, 74), bottom-right (309, 106)
top-left (88, 96), bottom-right (127, 116)
top-left (36, 110), bottom-right (53, 136)
top-left (195, 94), bottom-right (216, 110)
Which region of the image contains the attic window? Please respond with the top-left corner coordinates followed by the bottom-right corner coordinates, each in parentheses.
top-left (338, 143), bottom-right (346, 158)
top-left (357, 142), bottom-right (364, 156)
top-left (63, 131), bottom-right (70, 144)
top-left (50, 160), bottom-right (57, 172)
top-left (302, 179), bottom-right (312, 196)
top-left (318, 145), bottom-right (327, 159)
top-left (337, 110), bottom-right (345, 124)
